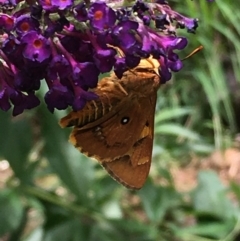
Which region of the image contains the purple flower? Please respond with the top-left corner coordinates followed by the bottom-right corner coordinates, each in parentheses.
top-left (88, 2), bottom-right (116, 31)
top-left (39, 0), bottom-right (73, 11)
top-left (114, 57), bottom-right (128, 79)
top-left (93, 48), bottom-right (117, 73)
top-left (72, 86), bottom-right (98, 111)
top-left (112, 20), bottom-right (139, 53)
top-left (44, 80), bottom-right (74, 113)
top-left (0, 87), bottom-right (11, 111)
top-left (1, 35), bottom-right (24, 68)
top-left (15, 14), bottom-right (40, 35)
top-left (10, 91), bottom-right (40, 116)
top-left (44, 16), bottom-right (69, 37)
top-left (48, 55), bottom-right (71, 80)
top-left (14, 68), bottom-right (41, 92)
top-left (0, 13), bottom-right (14, 31)
top-left (71, 62), bottom-right (99, 88)
top-left (0, 0), bottom-right (203, 116)
top-left (51, 0), bottom-right (73, 11)
top-left (73, 2), bottom-right (88, 22)
top-left (21, 31), bottom-right (51, 63)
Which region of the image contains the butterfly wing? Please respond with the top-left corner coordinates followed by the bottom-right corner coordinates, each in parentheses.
top-left (59, 71), bottom-right (159, 189)
top-left (69, 95), bottom-right (155, 162)
top-left (102, 95), bottom-right (156, 189)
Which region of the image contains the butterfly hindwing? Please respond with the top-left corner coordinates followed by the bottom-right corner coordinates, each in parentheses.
top-left (101, 94), bottom-right (156, 189)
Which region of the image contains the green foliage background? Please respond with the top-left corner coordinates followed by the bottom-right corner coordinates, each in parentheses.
top-left (1, 1), bottom-right (240, 240)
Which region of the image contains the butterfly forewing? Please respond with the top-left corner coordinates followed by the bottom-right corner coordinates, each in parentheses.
top-left (69, 96), bottom-right (153, 162)
top-left (59, 78), bottom-right (128, 129)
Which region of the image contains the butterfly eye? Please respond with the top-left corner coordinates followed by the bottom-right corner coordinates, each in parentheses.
top-left (121, 117), bottom-right (130, 125)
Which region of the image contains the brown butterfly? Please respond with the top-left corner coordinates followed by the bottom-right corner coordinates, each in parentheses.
top-left (59, 58), bottom-right (161, 189)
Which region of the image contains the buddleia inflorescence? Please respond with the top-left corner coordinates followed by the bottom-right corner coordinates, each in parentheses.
top-left (0, 0), bottom-right (212, 116)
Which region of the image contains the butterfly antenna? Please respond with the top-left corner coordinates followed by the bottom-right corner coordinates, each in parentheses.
top-left (181, 45), bottom-right (203, 61)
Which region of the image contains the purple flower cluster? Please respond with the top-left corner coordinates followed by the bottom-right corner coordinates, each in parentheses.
top-left (0, 0), bottom-right (199, 116)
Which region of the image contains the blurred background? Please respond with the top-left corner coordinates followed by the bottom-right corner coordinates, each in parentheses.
top-left (1, 0), bottom-right (240, 240)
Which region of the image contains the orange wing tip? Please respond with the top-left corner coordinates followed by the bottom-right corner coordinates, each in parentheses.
top-left (59, 119), bottom-right (66, 128)
top-left (59, 115), bottom-right (72, 128)
top-left (59, 112), bottom-right (79, 128)
top-left (69, 133), bottom-right (77, 146)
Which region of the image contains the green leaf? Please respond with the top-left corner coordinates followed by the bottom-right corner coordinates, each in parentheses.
top-left (101, 199), bottom-right (122, 219)
top-left (0, 111), bottom-right (33, 181)
top-left (177, 221), bottom-right (236, 240)
top-left (39, 107), bottom-right (95, 203)
top-left (110, 219), bottom-right (158, 241)
top-left (0, 189), bottom-right (24, 236)
top-left (230, 182), bottom-right (240, 204)
top-left (155, 123), bottom-right (200, 141)
top-left (24, 227), bottom-right (44, 241)
top-left (187, 142), bottom-right (215, 154)
top-left (43, 219), bottom-right (84, 241)
top-left (90, 222), bottom-right (122, 241)
top-left (155, 107), bottom-right (193, 124)
top-left (192, 171), bottom-right (236, 219)
top-left (91, 176), bottom-right (119, 204)
top-left (138, 180), bottom-right (181, 223)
